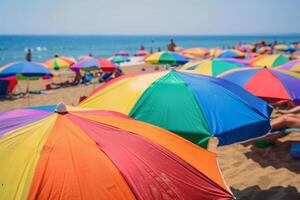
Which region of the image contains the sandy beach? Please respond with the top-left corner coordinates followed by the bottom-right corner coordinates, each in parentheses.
top-left (0, 64), bottom-right (299, 199)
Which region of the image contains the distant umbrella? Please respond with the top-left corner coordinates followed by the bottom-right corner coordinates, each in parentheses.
top-left (45, 57), bottom-right (76, 70)
top-left (134, 50), bottom-right (149, 56)
top-left (181, 48), bottom-right (209, 57)
top-left (108, 56), bottom-right (131, 64)
top-left (249, 54), bottom-right (290, 68)
top-left (174, 46), bottom-right (184, 52)
top-left (221, 68), bottom-right (300, 105)
top-left (180, 59), bottom-right (249, 76)
top-left (0, 62), bottom-right (53, 78)
top-left (71, 58), bottom-right (116, 72)
top-left (145, 51), bottom-right (189, 65)
top-left (217, 50), bottom-right (245, 59)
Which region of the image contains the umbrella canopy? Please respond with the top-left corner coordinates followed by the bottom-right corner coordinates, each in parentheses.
top-left (180, 59), bottom-right (249, 76)
top-left (78, 55), bottom-right (93, 60)
top-left (210, 48), bottom-right (222, 57)
top-left (145, 51), bottom-right (189, 65)
top-left (80, 70), bottom-right (272, 148)
top-left (115, 51), bottom-right (129, 56)
top-left (0, 103), bottom-right (233, 200)
top-left (257, 46), bottom-right (272, 54)
top-left (220, 68), bottom-right (300, 104)
top-left (274, 44), bottom-right (288, 51)
top-left (71, 57), bottom-right (116, 72)
top-left (45, 57), bottom-right (76, 70)
top-left (174, 46), bottom-right (184, 52)
top-left (181, 48), bottom-right (210, 57)
top-left (108, 56), bottom-right (131, 64)
top-left (0, 62), bottom-right (53, 78)
top-left (278, 59), bottom-right (300, 73)
top-left (134, 50), bottom-right (149, 56)
top-left (217, 50), bottom-right (245, 59)
top-left (249, 54), bottom-right (290, 68)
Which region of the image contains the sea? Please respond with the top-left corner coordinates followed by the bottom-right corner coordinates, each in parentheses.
top-left (0, 35), bottom-right (300, 67)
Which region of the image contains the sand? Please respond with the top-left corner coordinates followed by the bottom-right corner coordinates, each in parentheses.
top-left (0, 65), bottom-right (299, 200)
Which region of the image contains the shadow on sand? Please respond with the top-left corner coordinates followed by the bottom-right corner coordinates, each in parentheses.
top-left (231, 185), bottom-right (300, 200)
top-left (243, 140), bottom-right (300, 174)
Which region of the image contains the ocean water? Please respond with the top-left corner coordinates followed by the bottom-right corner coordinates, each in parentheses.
top-left (0, 35), bottom-right (300, 66)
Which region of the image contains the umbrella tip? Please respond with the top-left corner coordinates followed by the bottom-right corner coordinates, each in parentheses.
top-left (55, 102), bottom-right (68, 114)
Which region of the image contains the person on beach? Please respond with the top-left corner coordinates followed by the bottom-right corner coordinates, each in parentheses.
top-left (140, 44), bottom-right (145, 50)
top-left (167, 39), bottom-right (176, 52)
top-left (277, 106), bottom-right (300, 114)
top-left (73, 71), bottom-right (82, 85)
top-left (54, 53), bottom-right (59, 58)
top-left (272, 114), bottom-right (300, 130)
top-left (25, 48), bottom-right (32, 62)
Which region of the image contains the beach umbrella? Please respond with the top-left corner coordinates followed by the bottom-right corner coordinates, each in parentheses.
top-left (220, 68), bottom-right (300, 105)
top-left (181, 48), bottom-right (209, 57)
top-left (0, 103), bottom-right (233, 200)
top-left (257, 46), bottom-right (272, 54)
top-left (71, 57), bottom-right (116, 72)
top-left (0, 61), bottom-right (53, 78)
top-left (235, 44), bottom-right (254, 52)
top-left (249, 54), bottom-right (290, 68)
top-left (80, 70), bottom-right (272, 148)
top-left (209, 48), bottom-right (222, 57)
top-left (134, 50), bottom-right (149, 56)
top-left (145, 51), bottom-right (189, 65)
top-left (108, 56), bottom-right (131, 64)
top-left (283, 45), bottom-right (296, 53)
top-left (78, 55), bottom-right (93, 60)
top-left (180, 59), bottom-right (250, 76)
top-left (274, 44), bottom-right (288, 51)
top-left (217, 50), bottom-right (245, 59)
top-left (278, 59), bottom-right (300, 73)
top-left (115, 51), bottom-right (129, 57)
top-left (174, 46), bottom-right (184, 52)
top-left (45, 57), bottom-right (76, 70)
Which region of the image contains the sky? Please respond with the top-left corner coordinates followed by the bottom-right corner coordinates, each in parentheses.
top-left (0, 0), bottom-right (300, 35)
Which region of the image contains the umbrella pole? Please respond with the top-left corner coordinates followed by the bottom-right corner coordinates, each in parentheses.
top-left (27, 79), bottom-right (30, 106)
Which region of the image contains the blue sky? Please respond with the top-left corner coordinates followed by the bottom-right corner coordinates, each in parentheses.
top-left (0, 0), bottom-right (299, 35)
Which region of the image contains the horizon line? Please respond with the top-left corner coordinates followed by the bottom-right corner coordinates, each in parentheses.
top-left (1, 33), bottom-right (300, 37)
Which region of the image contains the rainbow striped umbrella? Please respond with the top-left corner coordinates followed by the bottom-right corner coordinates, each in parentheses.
top-left (210, 48), bottom-right (222, 57)
top-left (80, 70), bottom-right (272, 148)
top-left (45, 57), bottom-right (76, 70)
top-left (278, 59), bottom-right (300, 73)
top-left (274, 44), bottom-right (288, 51)
top-left (221, 68), bottom-right (300, 104)
top-left (145, 51), bottom-right (189, 65)
top-left (134, 50), bottom-right (149, 56)
top-left (174, 46), bottom-right (184, 52)
top-left (181, 48), bottom-right (209, 57)
top-left (71, 57), bottom-right (116, 72)
top-left (0, 103), bottom-right (233, 200)
top-left (180, 59), bottom-right (250, 76)
top-left (217, 50), bottom-right (245, 59)
top-left (257, 46), bottom-right (272, 54)
top-left (249, 54), bottom-right (290, 68)
top-left (0, 62), bottom-right (53, 78)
